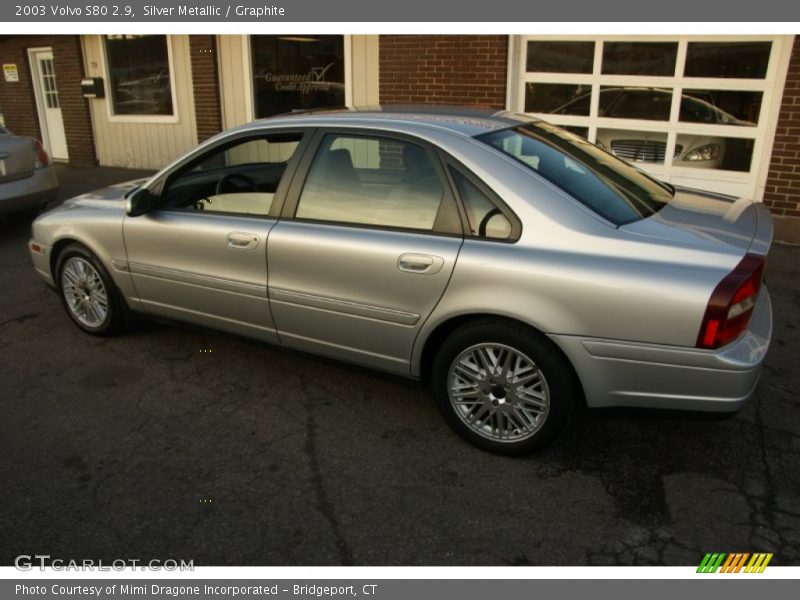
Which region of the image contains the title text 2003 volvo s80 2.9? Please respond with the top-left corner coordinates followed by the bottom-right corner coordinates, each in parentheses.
top-left (28, 108), bottom-right (773, 455)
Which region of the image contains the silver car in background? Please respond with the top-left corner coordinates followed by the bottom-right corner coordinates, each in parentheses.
top-left (28, 108), bottom-right (773, 454)
top-left (1, 127), bottom-right (58, 216)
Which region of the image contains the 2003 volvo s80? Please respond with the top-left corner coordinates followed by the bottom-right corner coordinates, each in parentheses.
top-left (28, 107), bottom-right (773, 454)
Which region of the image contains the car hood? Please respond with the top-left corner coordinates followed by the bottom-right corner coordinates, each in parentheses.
top-left (621, 187), bottom-right (773, 256)
top-left (59, 178), bottom-right (147, 208)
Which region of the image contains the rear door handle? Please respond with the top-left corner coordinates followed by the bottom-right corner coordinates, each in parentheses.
top-left (397, 253), bottom-right (444, 275)
top-left (227, 231), bottom-right (259, 250)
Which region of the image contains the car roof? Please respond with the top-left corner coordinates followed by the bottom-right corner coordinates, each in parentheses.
top-left (232, 106), bottom-right (538, 138)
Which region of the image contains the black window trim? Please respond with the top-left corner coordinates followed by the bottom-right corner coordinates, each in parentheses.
top-left (280, 127), bottom-right (465, 238)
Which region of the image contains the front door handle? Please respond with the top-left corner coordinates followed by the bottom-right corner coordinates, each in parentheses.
top-left (397, 253), bottom-right (444, 275)
top-left (227, 231), bottom-right (259, 250)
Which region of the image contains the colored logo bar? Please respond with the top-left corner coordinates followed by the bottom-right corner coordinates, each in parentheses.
top-left (697, 553), bottom-right (773, 573)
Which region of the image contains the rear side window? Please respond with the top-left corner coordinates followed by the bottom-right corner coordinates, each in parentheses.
top-left (295, 134), bottom-right (446, 231)
top-left (476, 122), bottom-right (672, 225)
top-left (450, 168), bottom-right (512, 240)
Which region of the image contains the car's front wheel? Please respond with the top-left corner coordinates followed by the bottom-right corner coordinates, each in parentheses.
top-left (56, 244), bottom-right (124, 336)
top-left (432, 319), bottom-right (578, 455)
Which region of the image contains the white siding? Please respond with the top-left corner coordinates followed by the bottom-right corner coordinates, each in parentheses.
top-left (217, 35), bottom-right (252, 130)
top-left (81, 35), bottom-right (198, 170)
top-left (349, 35), bottom-right (380, 107)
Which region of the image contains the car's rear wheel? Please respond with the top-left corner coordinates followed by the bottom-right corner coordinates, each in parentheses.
top-left (431, 319), bottom-right (577, 455)
top-left (56, 244), bottom-right (124, 336)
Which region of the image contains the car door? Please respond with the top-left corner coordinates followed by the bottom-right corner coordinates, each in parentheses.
top-left (123, 131), bottom-right (307, 343)
top-left (267, 130), bottom-right (464, 375)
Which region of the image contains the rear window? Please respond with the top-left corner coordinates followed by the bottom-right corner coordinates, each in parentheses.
top-left (476, 122), bottom-right (673, 225)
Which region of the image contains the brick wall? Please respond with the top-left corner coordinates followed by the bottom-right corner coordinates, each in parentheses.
top-left (379, 35), bottom-right (507, 108)
top-left (0, 37), bottom-right (41, 140)
top-left (765, 36), bottom-right (800, 243)
top-left (0, 35), bottom-right (96, 166)
top-left (51, 36), bottom-right (96, 167)
top-left (189, 35), bottom-right (223, 142)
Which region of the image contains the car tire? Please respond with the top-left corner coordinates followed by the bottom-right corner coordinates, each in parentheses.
top-left (431, 319), bottom-right (578, 455)
top-left (56, 244), bottom-right (125, 336)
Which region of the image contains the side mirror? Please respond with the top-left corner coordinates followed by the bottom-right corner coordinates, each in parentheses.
top-left (126, 188), bottom-right (153, 217)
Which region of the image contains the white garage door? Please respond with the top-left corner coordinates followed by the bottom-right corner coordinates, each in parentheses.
top-left (508, 35), bottom-right (794, 201)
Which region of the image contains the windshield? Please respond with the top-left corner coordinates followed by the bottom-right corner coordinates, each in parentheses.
top-left (476, 121), bottom-right (673, 225)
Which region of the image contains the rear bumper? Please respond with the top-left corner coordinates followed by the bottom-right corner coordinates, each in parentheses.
top-left (550, 287), bottom-right (772, 412)
top-left (0, 167), bottom-right (58, 215)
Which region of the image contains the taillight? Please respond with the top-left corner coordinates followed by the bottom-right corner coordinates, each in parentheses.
top-left (32, 140), bottom-right (49, 169)
top-left (697, 253), bottom-right (765, 349)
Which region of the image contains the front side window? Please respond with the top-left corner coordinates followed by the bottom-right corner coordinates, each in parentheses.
top-left (105, 35), bottom-right (173, 116)
top-left (160, 134), bottom-right (302, 216)
top-left (296, 134), bottom-right (445, 231)
top-left (477, 122), bottom-right (673, 225)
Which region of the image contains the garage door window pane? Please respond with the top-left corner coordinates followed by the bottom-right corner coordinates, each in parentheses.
top-left (676, 135), bottom-right (754, 172)
top-left (685, 42), bottom-right (771, 79)
top-left (525, 83), bottom-right (592, 115)
top-left (599, 87), bottom-right (672, 121)
top-left (105, 35), bottom-right (173, 116)
top-left (680, 90), bottom-right (761, 126)
top-left (602, 42), bottom-right (678, 76)
top-left (251, 35), bottom-right (345, 118)
top-left (297, 135), bottom-right (444, 230)
top-left (597, 128), bottom-right (669, 165)
top-left (526, 41), bottom-right (595, 73)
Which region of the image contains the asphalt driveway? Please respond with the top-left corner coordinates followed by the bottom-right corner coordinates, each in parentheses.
top-left (1, 166), bottom-right (799, 566)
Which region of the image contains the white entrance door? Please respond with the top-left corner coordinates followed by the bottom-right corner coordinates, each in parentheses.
top-left (29, 48), bottom-right (69, 161)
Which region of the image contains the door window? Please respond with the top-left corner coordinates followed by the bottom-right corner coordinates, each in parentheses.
top-left (160, 134), bottom-right (302, 216)
top-left (295, 134), bottom-right (446, 231)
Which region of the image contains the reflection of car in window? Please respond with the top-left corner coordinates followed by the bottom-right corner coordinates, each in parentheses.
top-left (552, 87), bottom-right (755, 170)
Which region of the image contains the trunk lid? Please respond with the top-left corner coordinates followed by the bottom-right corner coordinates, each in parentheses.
top-left (621, 187), bottom-right (773, 256)
top-left (0, 134), bottom-right (35, 183)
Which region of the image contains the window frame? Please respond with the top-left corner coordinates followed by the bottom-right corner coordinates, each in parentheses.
top-left (508, 35), bottom-right (793, 201)
top-left (281, 127), bottom-right (464, 238)
top-left (440, 155), bottom-right (523, 244)
top-left (148, 127), bottom-right (314, 220)
top-left (102, 34), bottom-right (180, 124)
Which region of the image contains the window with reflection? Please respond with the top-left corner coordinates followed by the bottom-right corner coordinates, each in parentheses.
top-left (527, 41), bottom-right (595, 73)
top-left (685, 42), bottom-right (771, 79)
top-left (105, 35), bottom-right (173, 116)
top-left (161, 134), bottom-right (303, 216)
top-left (450, 168), bottom-right (512, 240)
top-left (297, 134), bottom-right (445, 231)
top-left (602, 42), bottom-right (678, 76)
top-left (679, 90), bottom-right (761, 126)
top-left (599, 87), bottom-right (673, 121)
top-left (525, 83), bottom-right (592, 115)
top-left (251, 35), bottom-right (345, 118)
top-left (676, 135), bottom-right (754, 172)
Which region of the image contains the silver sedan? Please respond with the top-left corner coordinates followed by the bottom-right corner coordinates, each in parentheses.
top-left (1, 127), bottom-right (58, 216)
top-left (28, 108), bottom-right (773, 454)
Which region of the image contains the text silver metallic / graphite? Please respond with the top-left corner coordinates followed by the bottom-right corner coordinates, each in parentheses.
top-left (141, 5), bottom-right (285, 17)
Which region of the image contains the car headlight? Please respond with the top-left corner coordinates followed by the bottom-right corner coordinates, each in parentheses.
top-left (682, 143), bottom-right (720, 162)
